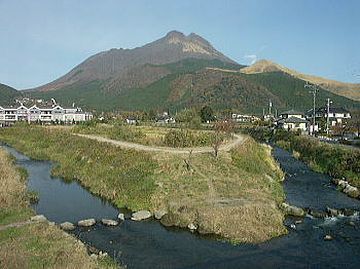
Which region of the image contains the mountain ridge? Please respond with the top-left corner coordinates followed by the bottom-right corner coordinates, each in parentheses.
top-left (22, 31), bottom-right (360, 114)
top-left (240, 59), bottom-right (360, 101)
top-left (30, 31), bottom-right (238, 93)
top-left (0, 83), bottom-right (21, 105)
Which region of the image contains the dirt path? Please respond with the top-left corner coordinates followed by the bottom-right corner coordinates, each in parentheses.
top-left (0, 220), bottom-right (36, 231)
top-left (74, 133), bottom-right (247, 154)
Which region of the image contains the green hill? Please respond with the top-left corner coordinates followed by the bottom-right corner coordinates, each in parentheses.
top-left (0, 83), bottom-right (20, 105)
top-left (28, 60), bottom-right (360, 114)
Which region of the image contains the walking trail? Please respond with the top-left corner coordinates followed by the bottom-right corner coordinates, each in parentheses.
top-left (0, 220), bottom-right (43, 231)
top-left (74, 133), bottom-right (247, 154)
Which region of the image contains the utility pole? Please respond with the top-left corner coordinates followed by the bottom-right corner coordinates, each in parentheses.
top-left (326, 98), bottom-right (334, 136)
top-left (269, 100), bottom-right (272, 115)
top-left (304, 82), bottom-right (319, 136)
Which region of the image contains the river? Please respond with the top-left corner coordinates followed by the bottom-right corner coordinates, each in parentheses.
top-left (2, 144), bottom-right (360, 268)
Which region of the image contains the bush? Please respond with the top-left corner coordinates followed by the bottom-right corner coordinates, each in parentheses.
top-left (164, 129), bottom-right (196, 147)
top-left (163, 129), bottom-right (215, 148)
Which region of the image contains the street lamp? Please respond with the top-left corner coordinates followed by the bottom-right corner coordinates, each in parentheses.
top-left (304, 82), bottom-right (319, 136)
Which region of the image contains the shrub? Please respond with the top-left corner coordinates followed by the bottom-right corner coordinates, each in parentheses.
top-left (164, 129), bottom-right (196, 147)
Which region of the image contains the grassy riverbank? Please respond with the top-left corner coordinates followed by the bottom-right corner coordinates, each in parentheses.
top-left (0, 148), bottom-right (118, 269)
top-left (73, 123), bottom-right (221, 147)
top-left (246, 127), bottom-right (360, 187)
top-left (0, 125), bottom-right (287, 243)
top-left (276, 135), bottom-right (360, 187)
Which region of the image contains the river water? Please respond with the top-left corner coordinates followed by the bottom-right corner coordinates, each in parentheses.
top-left (2, 144), bottom-right (360, 268)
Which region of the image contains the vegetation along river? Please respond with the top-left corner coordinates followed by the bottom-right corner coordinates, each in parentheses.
top-left (2, 144), bottom-right (360, 269)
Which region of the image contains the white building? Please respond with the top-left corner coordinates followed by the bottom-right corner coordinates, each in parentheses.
top-left (0, 104), bottom-right (92, 127)
top-left (231, 113), bottom-right (260, 123)
top-left (306, 107), bottom-right (351, 127)
top-left (156, 112), bottom-right (175, 124)
top-left (277, 109), bottom-right (309, 132)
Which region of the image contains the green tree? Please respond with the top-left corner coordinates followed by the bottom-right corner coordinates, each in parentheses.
top-left (175, 108), bottom-right (202, 128)
top-left (200, 106), bottom-right (215, 123)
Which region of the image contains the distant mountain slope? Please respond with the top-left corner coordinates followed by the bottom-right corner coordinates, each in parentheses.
top-left (27, 31), bottom-right (360, 113)
top-left (31, 31), bottom-right (239, 93)
top-left (0, 83), bottom-right (20, 105)
top-left (241, 59), bottom-right (360, 101)
top-left (29, 63), bottom-right (360, 114)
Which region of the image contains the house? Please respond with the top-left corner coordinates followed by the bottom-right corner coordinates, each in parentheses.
top-left (0, 104), bottom-right (92, 127)
top-left (125, 117), bottom-right (138, 125)
top-left (279, 109), bottom-right (305, 120)
top-left (231, 113), bottom-right (260, 123)
top-left (305, 106), bottom-right (351, 135)
top-left (156, 112), bottom-right (175, 124)
top-left (277, 109), bottom-right (309, 132)
top-left (306, 107), bottom-right (351, 127)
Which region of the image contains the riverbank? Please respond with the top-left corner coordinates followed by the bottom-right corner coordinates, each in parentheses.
top-left (246, 127), bottom-right (360, 188)
top-left (0, 148), bottom-right (118, 268)
top-left (0, 125), bottom-right (287, 243)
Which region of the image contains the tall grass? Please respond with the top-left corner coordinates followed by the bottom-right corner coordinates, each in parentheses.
top-left (0, 126), bottom-right (157, 210)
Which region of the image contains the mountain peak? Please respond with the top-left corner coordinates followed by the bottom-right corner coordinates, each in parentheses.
top-left (31, 30), bottom-right (238, 92)
top-left (161, 30), bottom-right (222, 57)
top-left (241, 59), bottom-right (283, 74)
top-left (165, 30), bottom-right (185, 39)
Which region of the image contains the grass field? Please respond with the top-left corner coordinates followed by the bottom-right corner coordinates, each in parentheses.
top-left (0, 125), bottom-right (287, 243)
top-left (73, 123), bottom-right (219, 147)
top-left (0, 148), bottom-right (118, 269)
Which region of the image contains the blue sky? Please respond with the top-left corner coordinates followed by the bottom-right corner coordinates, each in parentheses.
top-left (0, 0), bottom-right (359, 89)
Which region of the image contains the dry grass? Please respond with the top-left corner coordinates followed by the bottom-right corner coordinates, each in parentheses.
top-left (1, 125), bottom-right (287, 244)
top-left (0, 223), bottom-right (110, 269)
top-left (151, 137), bottom-right (287, 243)
top-left (0, 150), bottom-right (27, 209)
top-left (0, 148), bottom-right (119, 269)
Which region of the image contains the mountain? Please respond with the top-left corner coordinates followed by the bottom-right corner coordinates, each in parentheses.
top-left (28, 62), bottom-right (360, 114)
top-left (31, 31), bottom-right (239, 93)
top-left (27, 31), bottom-right (360, 113)
top-left (241, 60), bottom-right (360, 101)
top-left (0, 83), bottom-right (21, 105)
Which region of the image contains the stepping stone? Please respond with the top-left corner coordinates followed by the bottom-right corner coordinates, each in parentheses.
top-left (154, 210), bottom-right (167, 220)
top-left (101, 219), bottom-right (118, 226)
top-left (60, 221), bottom-right (76, 231)
top-left (78, 218), bottom-right (96, 227)
top-left (30, 215), bottom-right (47, 222)
top-left (117, 213), bottom-right (125, 221)
top-left (131, 210), bottom-right (152, 221)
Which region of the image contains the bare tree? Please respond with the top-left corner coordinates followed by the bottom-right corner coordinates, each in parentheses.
top-left (212, 120), bottom-right (234, 158)
top-left (349, 110), bottom-right (360, 137)
top-left (184, 150), bottom-right (193, 173)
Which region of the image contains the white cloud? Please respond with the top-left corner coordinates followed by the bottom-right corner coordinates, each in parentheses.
top-left (244, 54), bottom-right (257, 65)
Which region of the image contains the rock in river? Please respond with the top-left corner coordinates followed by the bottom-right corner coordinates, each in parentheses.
top-left (324, 235), bottom-right (333, 241)
top-left (30, 215), bottom-right (47, 222)
top-left (326, 207), bottom-right (341, 217)
top-left (337, 180), bottom-right (349, 190)
top-left (342, 185), bottom-right (360, 198)
top-left (154, 210), bottom-right (167, 220)
top-left (60, 221), bottom-right (76, 231)
top-left (281, 203), bottom-right (305, 217)
top-left (309, 209), bottom-right (327, 219)
top-left (131, 210), bottom-right (152, 221)
top-left (117, 213), bottom-right (125, 221)
top-left (101, 219), bottom-right (119, 226)
top-left (188, 223), bottom-right (197, 231)
top-left (78, 218), bottom-right (96, 227)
